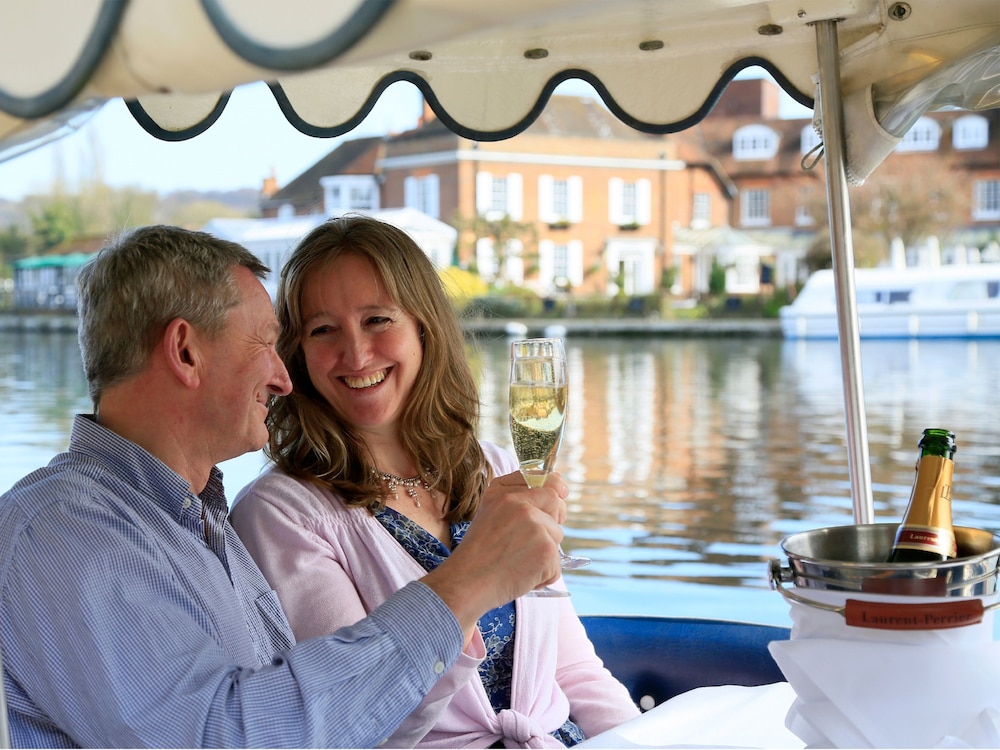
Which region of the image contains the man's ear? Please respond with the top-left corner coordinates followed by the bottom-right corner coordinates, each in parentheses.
top-left (162, 317), bottom-right (201, 388)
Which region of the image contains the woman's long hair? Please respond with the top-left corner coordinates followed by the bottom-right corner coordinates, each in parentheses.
top-left (267, 214), bottom-right (490, 520)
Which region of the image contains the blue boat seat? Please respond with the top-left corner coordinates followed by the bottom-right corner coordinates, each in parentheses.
top-left (580, 615), bottom-right (790, 709)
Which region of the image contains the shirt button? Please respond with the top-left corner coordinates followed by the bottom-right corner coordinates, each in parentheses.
top-left (182, 498), bottom-right (192, 509)
top-left (433, 661), bottom-right (445, 675)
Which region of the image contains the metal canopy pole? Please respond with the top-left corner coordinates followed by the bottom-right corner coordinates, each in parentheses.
top-left (813, 19), bottom-right (875, 524)
top-left (0, 639), bottom-right (9, 749)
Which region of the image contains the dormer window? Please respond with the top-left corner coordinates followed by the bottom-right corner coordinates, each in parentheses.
top-left (953, 114), bottom-right (989, 150)
top-left (800, 124), bottom-right (821, 156)
top-left (733, 124), bottom-right (779, 160)
top-left (896, 116), bottom-right (940, 152)
top-left (320, 175), bottom-right (380, 213)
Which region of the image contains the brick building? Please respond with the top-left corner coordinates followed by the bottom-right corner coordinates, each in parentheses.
top-left (261, 78), bottom-right (1000, 300)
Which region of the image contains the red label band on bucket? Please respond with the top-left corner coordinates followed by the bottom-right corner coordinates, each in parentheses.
top-left (844, 598), bottom-right (984, 629)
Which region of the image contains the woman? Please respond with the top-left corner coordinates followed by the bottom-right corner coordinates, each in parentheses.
top-left (231, 214), bottom-right (638, 747)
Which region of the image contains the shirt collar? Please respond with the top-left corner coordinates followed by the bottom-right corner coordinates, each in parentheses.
top-left (70, 414), bottom-right (229, 520)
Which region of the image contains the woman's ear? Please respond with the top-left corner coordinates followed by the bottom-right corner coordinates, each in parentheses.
top-left (162, 317), bottom-right (201, 388)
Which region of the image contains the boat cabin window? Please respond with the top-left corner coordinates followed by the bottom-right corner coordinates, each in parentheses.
top-left (948, 280), bottom-right (997, 301)
top-left (856, 289), bottom-right (911, 305)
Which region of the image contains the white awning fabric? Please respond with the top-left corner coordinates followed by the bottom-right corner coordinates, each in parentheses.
top-left (1, 0), bottom-right (997, 178)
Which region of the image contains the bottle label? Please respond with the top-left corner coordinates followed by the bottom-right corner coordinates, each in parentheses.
top-left (893, 455), bottom-right (958, 558)
top-left (893, 525), bottom-right (958, 557)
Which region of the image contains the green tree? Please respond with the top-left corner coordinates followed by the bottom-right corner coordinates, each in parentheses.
top-left (166, 199), bottom-right (254, 229)
top-left (804, 153), bottom-right (966, 269)
top-left (0, 224), bottom-right (31, 273)
top-left (30, 199), bottom-right (84, 251)
top-left (455, 213), bottom-right (537, 288)
top-left (708, 257), bottom-right (727, 295)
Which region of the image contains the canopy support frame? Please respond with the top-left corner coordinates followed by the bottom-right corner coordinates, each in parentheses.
top-left (813, 19), bottom-right (875, 524)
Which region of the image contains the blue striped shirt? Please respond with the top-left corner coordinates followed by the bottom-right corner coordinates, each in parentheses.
top-left (0, 415), bottom-right (461, 748)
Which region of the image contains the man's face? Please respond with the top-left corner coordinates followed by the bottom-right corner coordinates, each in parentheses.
top-left (201, 266), bottom-right (292, 463)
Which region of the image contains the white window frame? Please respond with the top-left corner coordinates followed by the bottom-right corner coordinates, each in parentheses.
top-left (800, 124), bottom-right (821, 156)
top-left (475, 237), bottom-right (498, 282)
top-left (538, 175), bottom-right (584, 224)
top-left (538, 239), bottom-right (584, 292)
top-left (475, 237), bottom-right (524, 285)
top-left (476, 171), bottom-right (523, 220)
top-left (896, 116), bottom-right (941, 152)
top-left (953, 114), bottom-right (989, 150)
top-left (605, 240), bottom-right (656, 295)
top-left (795, 186), bottom-right (815, 226)
top-left (691, 192), bottom-right (711, 228)
top-left (608, 178), bottom-right (652, 226)
top-left (320, 175), bottom-right (380, 213)
top-left (403, 174), bottom-right (441, 219)
top-left (551, 179), bottom-right (568, 219)
top-left (973, 179), bottom-right (1000, 220)
top-left (740, 188), bottom-right (771, 227)
top-left (733, 124), bottom-right (780, 160)
top-left (726, 254), bottom-right (761, 294)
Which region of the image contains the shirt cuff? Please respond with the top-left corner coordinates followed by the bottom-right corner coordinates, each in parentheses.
top-left (369, 580), bottom-right (464, 676)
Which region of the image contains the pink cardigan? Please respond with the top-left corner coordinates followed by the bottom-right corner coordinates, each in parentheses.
top-left (231, 443), bottom-right (638, 748)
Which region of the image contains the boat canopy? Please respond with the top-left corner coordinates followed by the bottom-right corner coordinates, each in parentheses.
top-left (0, 0), bottom-right (996, 530)
top-left (1, 0), bottom-right (997, 183)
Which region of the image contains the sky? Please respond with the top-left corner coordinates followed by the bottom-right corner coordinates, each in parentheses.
top-left (0, 71), bottom-right (811, 202)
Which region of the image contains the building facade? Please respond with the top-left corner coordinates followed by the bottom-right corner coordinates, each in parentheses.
top-left (262, 79), bottom-right (1000, 301)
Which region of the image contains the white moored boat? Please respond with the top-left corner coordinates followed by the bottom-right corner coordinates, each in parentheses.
top-left (781, 263), bottom-right (1000, 339)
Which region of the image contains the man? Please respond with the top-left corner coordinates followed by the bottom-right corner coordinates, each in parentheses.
top-left (0, 225), bottom-right (566, 748)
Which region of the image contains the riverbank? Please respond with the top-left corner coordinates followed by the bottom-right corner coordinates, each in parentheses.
top-left (0, 312), bottom-right (79, 332)
top-left (0, 311), bottom-right (783, 337)
top-left (461, 317), bottom-right (782, 338)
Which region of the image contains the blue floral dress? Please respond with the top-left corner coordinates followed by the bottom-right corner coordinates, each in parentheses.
top-left (373, 506), bottom-right (585, 746)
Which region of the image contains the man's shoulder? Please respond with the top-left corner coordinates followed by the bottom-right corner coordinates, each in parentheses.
top-left (0, 456), bottom-right (128, 583)
top-left (1, 453), bottom-right (90, 516)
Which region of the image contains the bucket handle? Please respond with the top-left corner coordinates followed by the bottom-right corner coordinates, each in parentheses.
top-left (768, 559), bottom-right (1000, 630)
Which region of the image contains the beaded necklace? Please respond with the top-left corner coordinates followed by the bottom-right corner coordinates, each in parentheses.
top-left (378, 470), bottom-right (431, 508)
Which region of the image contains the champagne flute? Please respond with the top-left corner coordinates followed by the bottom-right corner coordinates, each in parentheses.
top-left (509, 338), bottom-right (590, 598)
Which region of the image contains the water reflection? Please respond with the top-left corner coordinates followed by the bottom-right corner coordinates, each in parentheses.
top-left (2, 331), bottom-right (998, 625)
top-left (0, 331), bottom-right (91, 485)
top-left (473, 335), bottom-right (1000, 619)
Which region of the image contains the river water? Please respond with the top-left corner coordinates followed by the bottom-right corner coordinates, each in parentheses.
top-left (2, 330), bottom-right (999, 627)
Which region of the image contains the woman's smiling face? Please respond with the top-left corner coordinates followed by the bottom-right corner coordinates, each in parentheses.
top-left (298, 252), bottom-right (423, 439)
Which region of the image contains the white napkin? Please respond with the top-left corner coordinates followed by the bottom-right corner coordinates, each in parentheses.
top-left (576, 682), bottom-right (804, 748)
top-left (769, 589), bottom-right (1000, 748)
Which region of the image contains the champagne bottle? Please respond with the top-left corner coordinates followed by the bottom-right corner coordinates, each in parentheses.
top-left (887, 428), bottom-right (957, 563)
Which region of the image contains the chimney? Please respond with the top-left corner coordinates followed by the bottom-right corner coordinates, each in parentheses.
top-left (418, 96), bottom-right (436, 127)
top-left (261, 168), bottom-right (278, 198)
top-left (712, 78), bottom-right (781, 119)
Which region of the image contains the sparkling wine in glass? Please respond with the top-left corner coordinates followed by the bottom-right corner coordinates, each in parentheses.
top-left (509, 338), bottom-right (590, 597)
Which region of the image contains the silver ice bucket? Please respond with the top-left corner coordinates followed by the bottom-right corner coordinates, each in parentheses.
top-left (769, 524), bottom-right (1000, 630)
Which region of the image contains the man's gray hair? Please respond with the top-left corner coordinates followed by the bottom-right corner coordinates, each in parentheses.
top-left (77, 225), bottom-right (268, 408)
